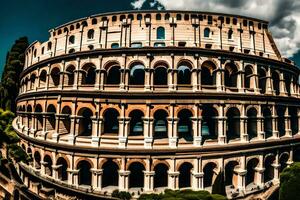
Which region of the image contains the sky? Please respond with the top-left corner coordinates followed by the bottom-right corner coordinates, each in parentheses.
top-left (1, 0), bottom-right (300, 75)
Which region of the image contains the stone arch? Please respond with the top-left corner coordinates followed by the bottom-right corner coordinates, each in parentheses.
top-left (153, 61), bottom-right (169, 85)
top-left (246, 158), bottom-right (259, 186)
top-left (203, 162), bottom-right (218, 188)
top-left (247, 107), bottom-right (257, 140)
top-left (128, 162), bottom-right (145, 188)
top-left (105, 62), bottom-right (121, 85)
top-left (202, 105), bottom-right (218, 142)
top-left (129, 109), bottom-right (144, 136)
top-left (178, 162), bottom-right (193, 188)
top-left (154, 163), bottom-right (169, 188)
top-left (46, 104), bottom-right (56, 131)
top-left (129, 61), bottom-right (145, 85)
top-left (39, 69), bottom-right (47, 88)
top-left (224, 62), bottom-right (238, 88)
top-left (57, 157), bottom-right (68, 181)
top-left (244, 65), bottom-right (254, 89)
top-left (177, 60), bottom-right (192, 85)
top-left (65, 64), bottom-right (75, 86)
top-left (289, 107), bottom-right (299, 135)
top-left (50, 67), bottom-right (60, 86)
top-left (225, 160), bottom-right (240, 188)
top-left (272, 70), bottom-right (280, 95)
top-left (77, 107), bottom-right (93, 136)
top-left (77, 160), bottom-right (92, 186)
top-left (102, 159), bottom-right (119, 187)
top-left (177, 109), bottom-right (193, 142)
top-left (81, 63), bottom-right (96, 85)
top-left (153, 109), bottom-right (168, 139)
top-left (30, 73), bottom-right (37, 90)
top-left (279, 152), bottom-right (289, 172)
top-left (276, 106), bottom-right (286, 137)
top-left (61, 106), bottom-right (71, 134)
top-left (226, 107), bottom-right (240, 142)
top-left (34, 151), bottom-right (41, 169)
top-left (103, 108), bottom-right (119, 134)
top-left (35, 104), bottom-right (43, 131)
top-left (43, 155), bottom-right (53, 176)
top-left (201, 60), bottom-right (217, 86)
top-left (263, 107), bottom-right (273, 138)
top-left (258, 66), bottom-right (267, 94)
top-left (264, 154), bottom-right (275, 182)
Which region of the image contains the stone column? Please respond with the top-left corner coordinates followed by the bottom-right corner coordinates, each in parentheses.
top-left (235, 168), bottom-right (246, 192)
top-left (144, 104), bottom-right (153, 148)
top-left (257, 106), bottom-right (265, 140)
top-left (168, 118), bottom-right (178, 148)
top-left (68, 115), bottom-right (77, 144)
top-left (40, 161), bottom-right (46, 176)
top-left (52, 165), bottom-right (60, 180)
top-left (279, 72), bottom-right (287, 96)
top-left (144, 66), bottom-right (151, 91)
top-left (272, 155), bottom-right (280, 184)
top-left (168, 171), bottom-right (179, 190)
top-left (91, 169), bottom-right (103, 191)
top-left (119, 170), bottom-right (130, 191)
top-left (255, 155), bottom-right (265, 188)
top-left (91, 117), bottom-right (102, 146)
top-left (240, 106), bottom-right (248, 142)
top-left (144, 171), bottom-right (155, 192)
top-left (272, 106), bottom-right (279, 138)
top-left (52, 114), bottom-right (61, 142)
top-left (192, 117), bottom-right (202, 146)
top-left (237, 69), bottom-right (245, 93)
top-left (192, 68), bottom-right (198, 91)
top-left (119, 114), bottom-right (129, 149)
top-left (265, 68), bottom-right (273, 95)
top-left (217, 104), bottom-right (226, 144)
top-left (284, 112), bottom-right (292, 137)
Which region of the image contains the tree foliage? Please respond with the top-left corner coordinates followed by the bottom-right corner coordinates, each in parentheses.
top-left (280, 162), bottom-right (300, 200)
top-left (0, 37), bottom-right (28, 112)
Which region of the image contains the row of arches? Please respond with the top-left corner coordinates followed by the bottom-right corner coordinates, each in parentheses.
top-left (25, 147), bottom-right (291, 191)
top-left (18, 103), bottom-right (299, 142)
top-left (21, 60), bottom-right (298, 97)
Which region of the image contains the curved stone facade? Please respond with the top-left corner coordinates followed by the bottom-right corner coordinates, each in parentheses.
top-left (13, 10), bottom-right (300, 199)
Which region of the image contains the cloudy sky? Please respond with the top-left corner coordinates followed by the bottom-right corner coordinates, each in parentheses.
top-left (1, 0), bottom-right (300, 75)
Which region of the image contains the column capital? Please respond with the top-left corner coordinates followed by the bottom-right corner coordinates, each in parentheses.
top-left (90, 168), bottom-right (103, 175)
top-left (119, 170), bottom-right (130, 176)
top-left (168, 171), bottom-right (180, 176)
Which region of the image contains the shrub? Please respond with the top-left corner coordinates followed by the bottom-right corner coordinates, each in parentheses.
top-left (111, 189), bottom-right (132, 200)
top-left (280, 162), bottom-right (300, 200)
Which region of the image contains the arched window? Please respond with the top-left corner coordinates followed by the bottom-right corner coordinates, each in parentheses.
top-left (130, 63), bottom-right (145, 85)
top-left (179, 162), bottom-right (193, 188)
top-left (157, 27), bottom-right (165, 40)
top-left (264, 156), bottom-right (275, 182)
top-left (178, 109), bottom-right (193, 141)
top-left (201, 61), bottom-right (216, 86)
top-left (46, 105), bottom-right (56, 131)
top-left (154, 163), bottom-right (168, 188)
top-left (30, 74), bottom-right (36, 90)
top-left (65, 65), bottom-right (75, 85)
top-left (177, 64), bottom-right (191, 85)
top-left (225, 161), bottom-right (239, 188)
top-left (129, 110), bottom-right (144, 136)
top-left (102, 160), bottom-right (119, 187)
top-left (69, 35), bottom-right (75, 44)
top-left (106, 66), bottom-right (120, 84)
top-left (202, 105), bottom-right (218, 142)
top-left (79, 109), bottom-right (93, 136)
top-left (226, 107), bottom-right (240, 142)
top-left (277, 106), bottom-right (286, 137)
top-left (111, 43), bottom-right (119, 48)
top-left (228, 29), bottom-right (233, 39)
top-left (272, 71), bottom-right (280, 95)
top-left (153, 110), bottom-right (168, 139)
top-left (44, 155), bottom-right (53, 176)
top-left (39, 70), bottom-right (47, 86)
top-left (129, 162), bottom-right (145, 188)
top-left (35, 104), bottom-right (43, 131)
top-left (225, 63), bottom-right (238, 88)
top-left (203, 162), bottom-right (218, 188)
top-left (246, 158), bottom-right (259, 186)
top-left (61, 106), bottom-right (71, 134)
top-left (50, 68), bottom-right (60, 86)
top-left (103, 108), bottom-right (119, 134)
top-left (156, 14), bottom-right (161, 20)
top-left (247, 108), bottom-right (257, 140)
top-left (77, 160), bottom-right (92, 185)
top-left (263, 108), bottom-right (272, 138)
top-left (284, 73), bottom-right (291, 96)
top-left (82, 64), bottom-right (96, 85)
top-left (154, 66), bottom-right (168, 85)
top-left (91, 18), bottom-right (97, 25)
top-left (87, 29), bottom-right (94, 39)
top-left (47, 42), bottom-right (52, 51)
top-left (204, 28), bottom-right (210, 38)
top-left (34, 151), bottom-right (41, 169)
top-left (57, 157), bottom-right (68, 181)
top-left (244, 65), bottom-right (254, 89)
top-left (258, 67), bottom-right (267, 94)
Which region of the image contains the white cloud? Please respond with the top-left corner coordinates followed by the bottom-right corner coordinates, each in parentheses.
top-left (131, 0), bottom-right (300, 58)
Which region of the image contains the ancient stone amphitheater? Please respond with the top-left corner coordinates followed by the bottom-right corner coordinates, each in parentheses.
top-left (12, 10), bottom-right (300, 199)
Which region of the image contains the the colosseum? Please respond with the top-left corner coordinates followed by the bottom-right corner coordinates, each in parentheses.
top-left (12, 10), bottom-right (300, 199)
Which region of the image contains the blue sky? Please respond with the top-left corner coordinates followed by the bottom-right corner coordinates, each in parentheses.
top-left (1, 0), bottom-right (300, 75)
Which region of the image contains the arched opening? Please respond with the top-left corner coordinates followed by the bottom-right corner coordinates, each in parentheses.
top-left (203, 162), bottom-right (217, 188)
top-left (35, 104), bottom-right (43, 132)
top-left (157, 27), bottom-right (165, 40)
top-left (65, 65), bottom-right (75, 85)
top-left (34, 151), bottom-right (41, 169)
top-left (246, 158), bottom-right (259, 187)
top-left (39, 70), bottom-right (47, 88)
top-left (225, 161), bottom-right (239, 188)
top-left (103, 108), bottom-right (119, 134)
top-left (44, 155), bottom-right (53, 176)
top-left (226, 107), bottom-right (240, 142)
top-left (201, 61), bottom-right (216, 86)
top-left (77, 160), bottom-right (92, 186)
top-left (154, 163), bottom-right (169, 188)
top-left (61, 106), bottom-right (71, 133)
top-left (202, 105), bottom-right (218, 142)
top-left (177, 64), bottom-right (191, 85)
top-left (224, 63), bottom-right (238, 88)
top-left (130, 63), bottom-right (145, 85)
top-left (284, 73), bottom-right (291, 96)
top-left (289, 107), bottom-right (298, 135)
top-left (27, 105), bottom-right (32, 129)
top-left (277, 106), bottom-right (286, 137)
top-left (204, 28), bottom-right (210, 38)
top-left (69, 35), bottom-right (75, 44)
top-left (82, 64), bottom-right (96, 85)
top-left (102, 160), bottom-right (119, 187)
top-left (78, 108), bottom-right (93, 136)
top-left (87, 29), bottom-right (94, 39)
top-left (178, 109), bottom-right (193, 142)
top-left (264, 155), bottom-right (275, 182)
top-left (228, 29), bottom-right (233, 39)
top-left (154, 66), bottom-right (168, 85)
top-left (258, 67), bottom-right (267, 94)
top-left (57, 157), bottom-right (68, 181)
top-left (30, 74), bottom-right (36, 90)
top-left (153, 110), bottom-right (168, 139)
top-left (129, 110), bottom-right (144, 136)
top-left (247, 108), bottom-right (257, 140)
top-left (46, 105), bottom-right (56, 131)
top-left (244, 65), bottom-right (254, 89)
top-left (13, 189), bottom-right (19, 200)
top-left (272, 71), bottom-right (280, 95)
top-left (179, 162), bottom-right (193, 188)
top-left (129, 162), bottom-right (145, 188)
top-left (263, 108), bottom-right (273, 138)
top-left (279, 154), bottom-right (289, 173)
top-left (50, 68), bottom-right (60, 86)
top-left (106, 65), bottom-right (121, 84)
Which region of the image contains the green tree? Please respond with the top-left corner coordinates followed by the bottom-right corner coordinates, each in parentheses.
top-left (280, 162), bottom-right (300, 200)
top-left (0, 37), bottom-right (28, 112)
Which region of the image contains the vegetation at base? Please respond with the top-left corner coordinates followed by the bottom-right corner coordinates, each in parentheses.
top-left (0, 37), bottom-right (28, 112)
top-left (212, 171), bottom-right (226, 196)
top-left (279, 162), bottom-right (300, 200)
top-left (112, 190), bottom-right (132, 200)
top-left (138, 189), bottom-right (227, 200)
